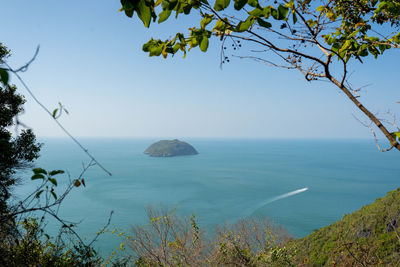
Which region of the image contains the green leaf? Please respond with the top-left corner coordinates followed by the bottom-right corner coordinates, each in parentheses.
top-left (124, 8), bottom-right (134, 18)
top-left (200, 36), bottom-right (209, 52)
top-left (174, 2), bottom-right (182, 18)
top-left (395, 132), bottom-right (400, 138)
top-left (257, 18), bottom-right (272, 28)
top-left (213, 19), bottom-right (227, 31)
top-left (200, 14), bottom-right (213, 29)
top-left (143, 39), bottom-right (166, 57)
top-left (214, 0), bottom-right (230, 11)
top-left (307, 19), bottom-right (316, 27)
top-left (392, 32), bottom-right (400, 44)
top-left (120, 0), bottom-right (135, 17)
top-left (158, 10), bottom-right (172, 23)
top-left (189, 36), bottom-right (199, 48)
top-left (263, 6), bottom-right (273, 18)
top-left (0, 68), bottom-right (9, 85)
top-left (235, 17), bottom-right (254, 32)
top-left (368, 45), bottom-right (380, 58)
top-left (248, 8), bottom-right (263, 17)
top-left (357, 44), bottom-right (368, 57)
top-left (172, 43), bottom-right (180, 53)
top-left (162, 0), bottom-right (178, 10)
top-left (51, 190), bottom-right (57, 200)
top-left (234, 0), bottom-right (246, 10)
top-left (33, 168), bottom-right (47, 175)
top-left (271, 8), bottom-right (279, 20)
top-left (182, 3), bottom-right (192, 14)
top-left (149, 44), bottom-right (164, 56)
top-left (136, 0), bottom-right (152, 27)
top-left (277, 5), bottom-right (289, 20)
top-left (48, 177), bottom-right (58, 186)
top-left (177, 33), bottom-right (186, 45)
top-left (247, 0), bottom-right (258, 8)
top-left (121, 0), bottom-right (135, 10)
top-left (340, 40), bottom-right (352, 52)
top-left (35, 190), bottom-right (44, 198)
top-left (292, 13), bottom-right (297, 24)
top-left (49, 170), bottom-right (65, 176)
top-left (52, 108), bottom-right (58, 118)
top-left (326, 11), bottom-right (336, 20)
top-left (142, 41), bottom-right (152, 52)
top-left (31, 174), bottom-right (45, 180)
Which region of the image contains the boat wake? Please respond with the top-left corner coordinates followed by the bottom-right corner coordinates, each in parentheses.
top-left (248, 187), bottom-right (309, 216)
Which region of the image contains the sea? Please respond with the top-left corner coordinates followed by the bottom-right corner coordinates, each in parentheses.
top-left (14, 138), bottom-right (400, 257)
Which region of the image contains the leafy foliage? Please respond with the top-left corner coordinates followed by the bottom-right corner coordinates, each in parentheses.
top-left (0, 43), bottom-right (41, 218)
top-left (0, 217), bottom-right (102, 267)
top-left (120, 0), bottom-right (400, 59)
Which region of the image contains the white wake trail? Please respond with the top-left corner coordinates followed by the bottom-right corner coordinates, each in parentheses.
top-left (248, 187), bottom-right (309, 216)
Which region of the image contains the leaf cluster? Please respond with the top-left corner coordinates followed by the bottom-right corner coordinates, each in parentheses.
top-left (320, 0), bottom-right (400, 62)
top-left (120, 0), bottom-right (400, 63)
top-left (122, 0), bottom-right (296, 58)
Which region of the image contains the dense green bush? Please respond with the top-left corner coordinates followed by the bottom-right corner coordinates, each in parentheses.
top-left (0, 217), bottom-right (102, 267)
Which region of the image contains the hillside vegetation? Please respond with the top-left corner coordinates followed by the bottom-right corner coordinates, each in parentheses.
top-left (289, 188), bottom-right (400, 266)
top-left (124, 189), bottom-right (400, 266)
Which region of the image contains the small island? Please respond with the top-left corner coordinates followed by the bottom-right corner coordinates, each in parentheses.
top-left (144, 139), bottom-right (199, 157)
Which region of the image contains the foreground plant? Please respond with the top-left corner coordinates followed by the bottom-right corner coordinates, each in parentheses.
top-left (0, 42), bottom-right (110, 266)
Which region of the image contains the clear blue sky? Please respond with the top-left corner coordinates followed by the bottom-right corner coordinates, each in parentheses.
top-left (2, 1), bottom-right (399, 139)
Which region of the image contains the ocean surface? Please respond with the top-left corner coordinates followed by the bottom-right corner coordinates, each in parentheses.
top-left (15, 138), bottom-right (400, 256)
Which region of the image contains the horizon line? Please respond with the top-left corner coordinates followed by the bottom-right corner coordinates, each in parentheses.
top-left (36, 136), bottom-right (375, 140)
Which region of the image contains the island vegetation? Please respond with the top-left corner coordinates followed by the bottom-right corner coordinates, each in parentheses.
top-left (144, 139), bottom-right (199, 157)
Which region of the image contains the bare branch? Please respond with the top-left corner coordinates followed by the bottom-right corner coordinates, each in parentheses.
top-left (4, 61), bottom-right (112, 176)
top-left (352, 114), bottom-right (394, 152)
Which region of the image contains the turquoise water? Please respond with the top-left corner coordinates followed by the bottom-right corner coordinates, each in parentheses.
top-left (16, 138), bottom-right (399, 255)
